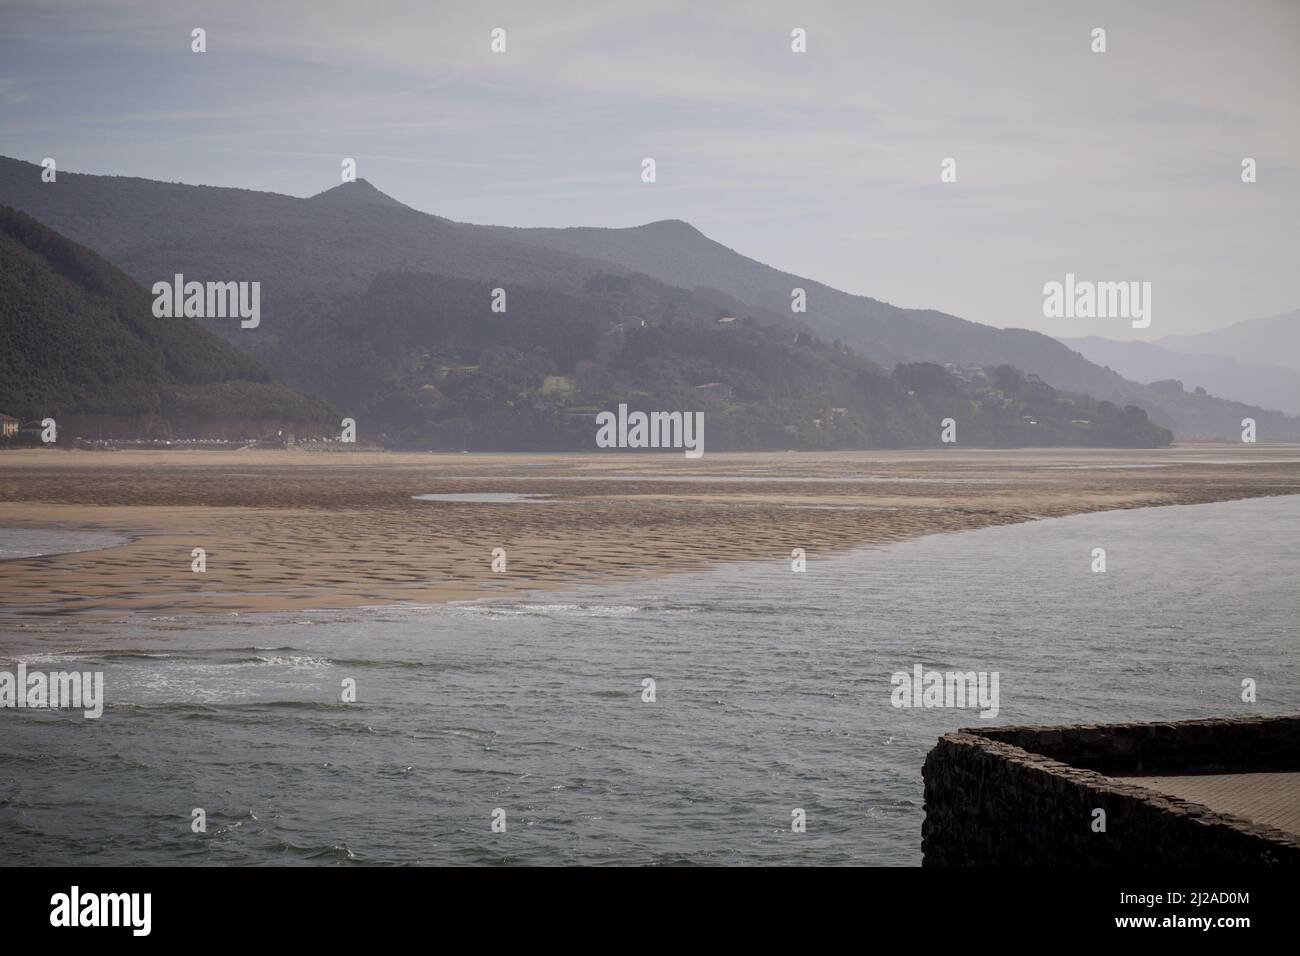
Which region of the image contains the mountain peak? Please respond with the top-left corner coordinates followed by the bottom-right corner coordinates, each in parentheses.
top-left (638, 218), bottom-right (703, 237)
top-left (309, 178), bottom-right (406, 209)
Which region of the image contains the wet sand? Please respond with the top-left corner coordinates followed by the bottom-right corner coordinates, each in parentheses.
top-left (1, 444), bottom-right (1298, 614)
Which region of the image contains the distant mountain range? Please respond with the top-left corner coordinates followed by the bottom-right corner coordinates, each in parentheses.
top-left (0, 205), bottom-right (332, 439)
top-left (1061, 329), bottom-right (1300, 416)
top-left (0, 198), bottom-right (1171, 449)
top-left (473, 212), bottom-right (1300, 442)
top-left (1156, 309), bottom-right (1300, 373)
top-left (0, 203), bottom-right (1171, 450)
top-left (1, 154), bottom-right (1296, 443)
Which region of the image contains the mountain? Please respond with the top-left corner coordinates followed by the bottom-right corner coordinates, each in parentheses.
top-left (1155, 310), bottom-right (1300, 374)
top-left (267, 268), bottom-right (1172, 449)
top-left (1060, 335), bottom-right (1300, 415)
top-left (309, 178), bottom-right (411, 210)
top-left (472, 223), bottom-right (1300, 440)
top-left (0, 205), bottom-right (332, 439)
top-left (0, 154), bottom-right (1294, 440)
top-left (0, 155), bottom-right (615, 360)
top-left (484, 220), bottom-right (1144, 395)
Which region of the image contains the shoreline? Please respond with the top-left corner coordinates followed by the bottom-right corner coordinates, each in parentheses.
top-left (2, 445), bottom-right (1299, 616)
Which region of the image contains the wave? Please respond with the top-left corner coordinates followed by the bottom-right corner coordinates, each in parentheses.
top-left (4, 648), bottom-right (332, 669)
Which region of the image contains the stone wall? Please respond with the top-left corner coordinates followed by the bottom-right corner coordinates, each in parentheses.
top-left (977, 715), bottom-right (1300, 774)
top-left (922, 716), bottom-right (1300, 866)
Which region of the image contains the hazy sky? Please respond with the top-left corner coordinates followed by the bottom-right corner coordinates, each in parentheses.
top-left (1, 0), bottom-right (1297, 338)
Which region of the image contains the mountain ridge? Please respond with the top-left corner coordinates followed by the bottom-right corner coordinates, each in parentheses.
top-left (2, 154), bottom-right (1296, 441)
top-left (1060, 334), bottom-right (1300, 416)
top-left (1154, 309), bottom-right (1300, 374)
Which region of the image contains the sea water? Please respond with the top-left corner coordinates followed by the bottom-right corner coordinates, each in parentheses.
top-left (0, 495), bottom-right (1295, 865)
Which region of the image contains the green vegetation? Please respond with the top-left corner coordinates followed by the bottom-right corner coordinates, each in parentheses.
top-left (0, 205), bottom-right (333, 436)
top-left (266, 269), bottom-right (1172, 449)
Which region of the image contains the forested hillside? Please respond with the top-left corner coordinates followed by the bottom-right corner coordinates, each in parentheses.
top-left (265, 269), bottom-right (1172, 450)
top-left (0, 205), bottom-right (333, 438)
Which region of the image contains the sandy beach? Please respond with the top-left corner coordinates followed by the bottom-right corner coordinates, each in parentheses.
top-left (2, 444), bottom-right (1299, 615)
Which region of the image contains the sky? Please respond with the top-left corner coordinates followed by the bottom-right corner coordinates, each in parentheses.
top-left (1, 0), bottom-right (1297, 339)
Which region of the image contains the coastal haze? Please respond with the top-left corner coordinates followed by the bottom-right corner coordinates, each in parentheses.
top-left (1, 0), bottom-right (1298, 875)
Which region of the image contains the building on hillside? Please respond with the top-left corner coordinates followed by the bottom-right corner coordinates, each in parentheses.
top-left (0, 414), bottom-right (18, 438)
